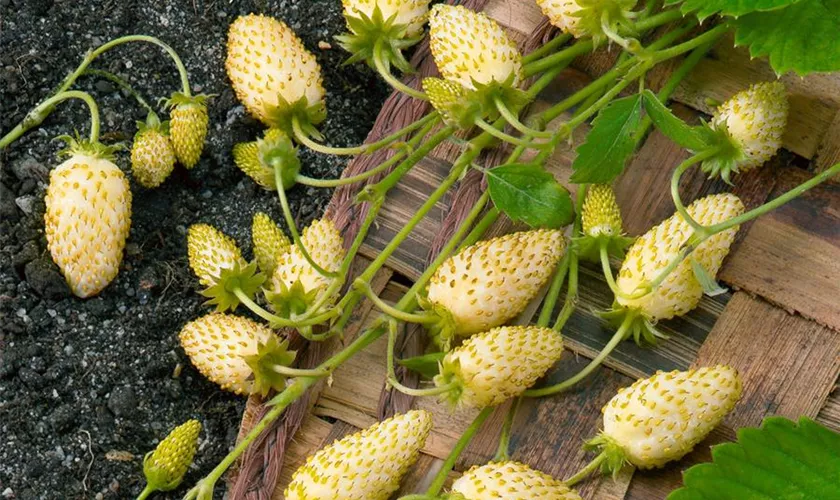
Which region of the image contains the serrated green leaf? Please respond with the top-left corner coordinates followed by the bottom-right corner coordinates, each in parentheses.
top-left (665, 0), bottom-right (801, 20)
top-left (668, 417), bottom-right (840, 500)
top-left (734, 0), bottom-right (840, 76)
top-left (486, 164), bottom-right (574, 229)
top-left (641, 90), bottom-right (711, 152)
top-left (397, 352), bottom-right (445, 379)
top-left (571, 94), bottom-right (643, 184)
top-left (690, 258), bottom-right (728, 297)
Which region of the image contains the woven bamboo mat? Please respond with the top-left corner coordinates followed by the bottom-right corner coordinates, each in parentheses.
top-left (242, 0), bottom-right (840, 498)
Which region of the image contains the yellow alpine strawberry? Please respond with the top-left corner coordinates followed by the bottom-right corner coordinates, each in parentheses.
top-left (434, 326), bottom-right (564, 408)
top-left (284, 410), bottom-right (433, 500)
top-left (187, 223), bottom-right (246, 287)
top-left (252, 212), bottom-right (291, 276)
top-left (268, 218), bottom-right (345, 316)
top-left (536, 0), bottom-right (587, 38)
top-left (226, 14), bottom-right (326, 131)
top-left (424, 229), bottom-right (565, 342)
top-left (166, 93), bottom-right (210, 169)
top-left (130, 112), bottom-right (176, 188)
top-left (232, 128), bottom-right (287, 190)
top-left (615, 193), bottom-right (744, 326)
top-left (428, 5), bottom-right (523, 90)
top-left (451, 461), bottom-right (582, 500)
top-left (576, 184), bottom-right (634, 262)
top-left (140, 419), bottom-right (201, 495)
top-left (587, 365), bottom-right (742, 470)
top-left (45, 144), bottom-right (132, 298)
top-left (422, 77), bottom-right (478, 129)
top-left (709, 81), bottom-right (788, 176)
top-left (179, 313), bottom-right (295, 396)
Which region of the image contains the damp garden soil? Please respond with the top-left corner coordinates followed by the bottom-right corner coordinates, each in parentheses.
top-left (0, 1), bottom-right (389, 498)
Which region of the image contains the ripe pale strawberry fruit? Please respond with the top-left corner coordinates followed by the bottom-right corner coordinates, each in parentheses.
top-left (577, 184), bottom-right (634, 262)
top-left (269, 218), bottom-right (345, 309)
top-left (226, 14), bottom-right (326, 130)
top-left (434, 326), bottom-right (564, 408)
top-left (536, 0), bottom-right (587, 37)
top-left (710, 81), bottom-right (788, 175)
top-left (252, 212), bottom-right (291, 276)
top-left (179, 312), bottom-right (292, 395)
top-left (425, 229), bottom-right (565, 338)
top-left (187, 223), bottom-right (246, 287)
top-left (589, 365), bottom-right (742, 469)
top-left (142, 419), bottom-right (202, 493)
top-left (131, 114), bottom-right (176, 188)
top-left (285, 410), bottom-right (433, 500)
top-left (616, 193), bottom-right (744, 322)
top-left (166, 93), bottom-right (210, 169)
top-left (45, 150), bottom-right (132, 298)
top-left (452, 461), bottom-right (582, 500)
top-left (232, 128), bottom-right (287, 190)
top-left (429, 5), bottom-right (523, 90)
top-left (342, 0), bottom-right (430, 38)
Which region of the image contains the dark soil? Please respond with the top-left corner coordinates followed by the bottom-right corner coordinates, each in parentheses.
top-left (0, 1), bottom-right (389, 498)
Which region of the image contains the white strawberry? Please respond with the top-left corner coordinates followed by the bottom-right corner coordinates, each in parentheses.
top-left (588, 365), bottom-right (742, 470)
top-left (187, 223), bottom-right (246, 288)
top-left (434, 326), bottom-right (564, 408)
top-left (285, 410), bottom-right (433, 500)
top-left (45, 148), bottom-right (132, 298)
top-left (251, 212), bottom-right (291, 276)
top-left (451, 461), bottom-right (582, 500)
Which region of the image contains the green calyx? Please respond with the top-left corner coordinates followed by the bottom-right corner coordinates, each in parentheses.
top-left (258, 129), bottom-right (300, 190)
top-left (431, 358), bottom-right (464, 407)
top-left (163, 91), bottom-right (212, 111)
top-left (142, 419), bottom-right (201, 493)
top-left (583, 432), bottom-right (629, 479)
top-left (200, 261), bottom-right (266, 312)
top-left (55, 131), bottom-right (122, 160)
top-left (264, 280), bottom-right (321, 326)
top-left (417, 295), bottom-right (457, 351)
top-left (265, 94), bottom-right (326, 138)
top-left (423, 78), bottom-right (482, 130)
top-left (574, 233), bottom-right (635, 263)
top-left (135, 110), bottom-right (170, 137)
top-left (599, 306), bottom-right (667, 346)
top-left (697, 122), bottom-right (748, 184)
top-left (575, 0), bottom-right (639, 48)
top-left (472, 77), bottom-right (529, 120)
top-left (243, 334), bottom-right (297, 398)
top-left (336, 6), bottom-right (422, 74)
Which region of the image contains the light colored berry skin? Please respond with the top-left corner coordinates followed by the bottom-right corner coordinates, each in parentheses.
top-left (285, 410), bottom-right (433, 500)
top-left (712, 81), bottom-right (788, 172)
top-left (427, 229), bottom-right (565, 336)
top-left (437, 326), bottom-right (564, 408)
top-left (232, 128), bottom-right (285, 189)
top-left (187, 224), bottom-right (246, 287)
top-left (452, 461), bottom-right (582, 500)
top-left (270, 218), bottom-right (344, 300)
top-left (602, 365), bottom-right (742, 468)
top-left (429, 4), bottom-right (523, 90)
top-left (226, 14), bottom-right (325, 126)
top-left (536, 0), bottom-right (586, 38)
top-left (44, 154), bottom-right (132, 298)
top-left (170, 104), bottom-right (208, 169)
top-left (178, 313), bottom-right (275, 395)
top-left (131, 129), bottom-right (176, 188)
top-left (342, 0), bottom-right (431, 37)
top-left (582, 184), bottom-right (623, 238)
top-left (252, 212), bottom-right (291, 276)
top-left (143, 419), bottom-right (201, 491)
top-left (616, 193), bottom-right (744, 321)
top-left (423, 77), bottom-right (467, 126)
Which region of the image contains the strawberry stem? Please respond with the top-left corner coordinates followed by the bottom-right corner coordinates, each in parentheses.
top-left (11, 90), bottom-right (102, 146)
top-left (564, 452), bottom-right (609, 487)
top-left (356, 279), bottom-right (439, 324)
top-left (387, 320), bottom-right (457, 397)
top-left (426, 406), bottom-right (494, 497)
top-left (493, 97), bottom-right (553, 138)
top-left (372, 38), bottom-right (428, 101)
top-left (83, 69), bottom-right (154, 114)
top-left (599, 240), bottom-right (650, 300)
top-left (494, 396), bottom-right (522, 461)
top-left (522, 33), bottom-right (573, 64)
top-left (269, 364), bottom-right (331, 378)
top-left (135, 484), bottom-right (154, 500)
top-left (670, 148), bottom-right (722, 237)
top-left (537, 252), bottom-right (572, 327)
top-left (232, 287), bottom-right (338, 328)
top-left (473, 118), bottom-right (550, 149)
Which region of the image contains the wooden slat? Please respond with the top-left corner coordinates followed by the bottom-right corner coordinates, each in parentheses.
top-left (817, 383), bottom-right (840, 432)
top-left (626, 292), bottom-right (840, 498)
top-left (720, 167), bottom-right (840, 332)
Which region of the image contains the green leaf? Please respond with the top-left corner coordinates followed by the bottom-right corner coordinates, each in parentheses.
top-left (571, 94), bottom-right (643, 184)
top-left (665, 0), bottom-right (802, 20)
top-left (486, 164), bottom-right (574, 229)
top-left (397, 352), bottom-right (445, 379)
top-left (641, 90), bottom-right (711, 152)
top-left (734, 0), bottom-right (840, 76)
top-left (690, 258), bottom-right (728, 297)
top-left (668, 417), bottom-right (840, 500)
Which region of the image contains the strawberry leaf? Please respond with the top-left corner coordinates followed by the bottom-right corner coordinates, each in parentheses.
top-left (486, 164), bottom-right (574, 229)
top-left (571, 94), bottom-right (643, 184)
top-left (668, 417), bottom-right (840, 500)
top-left (665, 0), bottom-right (802, 20)
top-left (397, 352), bottom-right (445, 379)
top-left (641, 90), bottom-right (711, 152)
top-left (734, 0), bottom-right (840, 76)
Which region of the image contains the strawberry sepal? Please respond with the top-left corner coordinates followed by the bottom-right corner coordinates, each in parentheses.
top-left (599, 305), bottom-right (669, 346)
top-left (417, 294), bottom-right (457, 351)
top-left (574, 233), bottom-right (635, 263)
top-left (55, 132), bottom-right (123, 161)
top-left (264, 279), bottom-right (321, 325)
top-left (258, 128), bottom-right (300, 190)
top-left (338, 6), bottom-right (421, 74)
top-left (201, 261), bottom-right (266, 312)
top-left (243, 334), bottom-right (297, 398)
top-left (583, 432), bottom-right (630, 479)
top-left (265, 94), bottom-right (326, 138)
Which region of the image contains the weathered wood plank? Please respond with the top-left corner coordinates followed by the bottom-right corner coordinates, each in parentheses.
top-left (817, 383), bottom-right (840, 433)
top-left (720, 167), bottom-right (840, 332)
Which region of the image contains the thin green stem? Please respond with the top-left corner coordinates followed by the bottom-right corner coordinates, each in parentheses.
top-left (135, 484), bottom-right (154, 500)
top-left (373, 39), bottom-right (427, 101)
top-left (426, 407), bottom-right (494, 496)
top-left (270, 364), bottom-right (332, 378)
top-left (233, 288), bottom-right (337, 327)
top-left (526, 312), bottom-right (636, 397)
top-left (671, 149), bottom-right (721, 236)
top-left (523, 33), bottom-right (573, 64)
top-left (551, 186), bottom-right (586, 331)
top-left (652, 24), bottom-right (728, 63)
top-left (494, 97), bottom-right (553, 138)
top-left (473, 118), bottom-right (548, 149)
top-left (83, 69), bottom-right (154, 113)
top-left (538, 252), bottom-right (571, 327)
top-left (356, 279), bottom-right (439, 324)
top-left (386, 319), bottom-right (456, 397)
top-left (524, 39), bottom-right (594, 78)
top-left (35, 91), bottom-right (101, 144)
top-left (494, 397), bottom-right (522, 461)
top-left (600, 241), bottom-right (649, 300)
top-left (565, 452), bottom-right (608, 487)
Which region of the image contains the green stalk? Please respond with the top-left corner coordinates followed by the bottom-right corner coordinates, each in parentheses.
top-left (356, 280), bottom-right (439, 324)
top-left (83, 69), bottom-right (154, 113)
top-left (537, 252), bottom-right (571, 327)
top-left (522, 33), bottom-right (573, 64)
top-left (232, 288), bottom-right (338, 327)
top-left (386, 319), bottom-right (457, 396)
top-left (494, 397), bottom-right (522, 461)
top-left (564, 453), bottom-right (609, 486)
top-left (12, 91), bottom-right (102, 144)
top-left (473, 118), bottom-right (549, 148)
top-left (373, 39), bottom-right (428, 101)
top-left (670, 148), bottom-right (722, 237)
top-left (599, 241), bottom-right (649, 300)
top-left (551, 186), bottom-right (586, 332)
top-left (425, 407), bottom-right (494, 497)
top-left (135, 484), bottom-right (154, 500)
top-left (291, 111), bottom-right (434, 156)
top-left (494, 97), bottom-right (554, 138)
